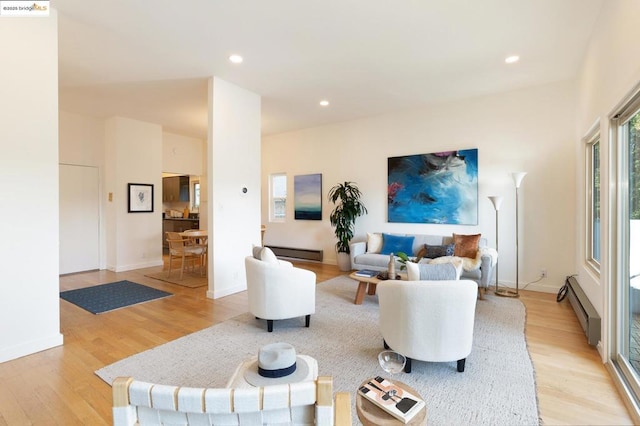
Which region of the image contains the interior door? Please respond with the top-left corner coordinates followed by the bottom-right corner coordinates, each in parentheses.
top-left (59, 164), bottom-right (100, 274)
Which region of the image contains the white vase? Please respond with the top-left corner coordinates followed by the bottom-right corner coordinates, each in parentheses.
top-left (388, 253), bottom-right (396, 278)
top-left (336, 252), bottom-right (351, 271)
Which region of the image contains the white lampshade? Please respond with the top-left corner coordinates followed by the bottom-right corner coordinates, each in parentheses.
top-left (511, 172), bottom-right (527, 188)
top-left (488, 195), bottom-right (504, 211)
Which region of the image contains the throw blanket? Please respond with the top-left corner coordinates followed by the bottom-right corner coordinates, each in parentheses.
top-left (428, 246), bottom-right (498, 272)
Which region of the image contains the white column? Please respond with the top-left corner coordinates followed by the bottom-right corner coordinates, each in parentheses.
top-left (0, 10), bottom-right (64, 362)
top-left (207, 77), bottom-right (261, 298)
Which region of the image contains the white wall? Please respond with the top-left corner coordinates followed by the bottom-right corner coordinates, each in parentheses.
top-left (105, 117), bottom-right (164, 272)
top-left (162, 131), bottom-right (204, 176)
top-left (207, 77), bottom-right (261, 298)
top-left (575, 1), bottom-right (640, 357)
top-left (263, 80), bottom-right (577, 293)
top-left (60, 111), bottom-right (105, 167)
top-left (0, 11), bottom-right (64, 362)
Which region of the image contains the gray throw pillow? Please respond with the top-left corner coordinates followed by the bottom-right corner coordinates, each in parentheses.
top-left (423, 243), bottom-right (455, 259)
top-left (407, 261), bottom-right (457, 281)
top-left (252, 245), bottom-right (263, 259)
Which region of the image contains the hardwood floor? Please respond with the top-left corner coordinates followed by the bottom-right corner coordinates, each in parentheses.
top-left (518, 290), bottom-right (633, 425)
top-left (0, 260), bottom-right (633, 425)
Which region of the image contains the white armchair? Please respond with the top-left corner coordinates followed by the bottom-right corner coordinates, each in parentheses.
top-left (377, 279), bottom-right (478, 373)
top-left (245, 249), bottom-right (316, 332)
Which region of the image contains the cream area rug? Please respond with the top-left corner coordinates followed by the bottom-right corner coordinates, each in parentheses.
top-left (96, 276), bottom-right (539, 425)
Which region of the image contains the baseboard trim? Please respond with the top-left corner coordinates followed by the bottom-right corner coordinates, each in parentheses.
top-left (113, 259), bottom-right (164, 272)
top-left (0, 333), bottom-right (64, 363)
top-left (207, 284), bottom-right (246, 300)
top-left (495, 280), bottom-right (560, 294)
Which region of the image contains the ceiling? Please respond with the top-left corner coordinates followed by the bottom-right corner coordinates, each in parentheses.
top-left (55, 0), bottom-right (604, 139)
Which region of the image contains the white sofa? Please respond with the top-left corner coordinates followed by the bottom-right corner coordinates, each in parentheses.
top-left (378, 279), bottom-right (478, 372)
top-left (350, 233), bottom-right (495, 294)
top-left (245, 247), bottom-right (316, 332)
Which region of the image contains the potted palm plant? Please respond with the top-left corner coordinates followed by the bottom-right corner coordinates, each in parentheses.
top-left (328, 181), bottom-right (368, 271)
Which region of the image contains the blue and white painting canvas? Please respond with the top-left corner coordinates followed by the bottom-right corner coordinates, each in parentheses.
top-left (387, 149), bottom-right (478, 225)
top-left (294, 173), bottom-right (322, 220)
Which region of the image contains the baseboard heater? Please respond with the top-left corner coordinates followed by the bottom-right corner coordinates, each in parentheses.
top-left (566, 276), bottom-right (601, 346)
top-left (266, 246), bottom-right (323, 262)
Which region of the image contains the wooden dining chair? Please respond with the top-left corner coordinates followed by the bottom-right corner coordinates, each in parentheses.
top-left (182, 229), bottom-right (208, 276)
top-left (166, 232), bottom-right (205, 279)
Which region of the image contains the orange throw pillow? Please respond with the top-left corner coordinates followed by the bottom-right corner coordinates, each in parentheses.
top-left (453, 233), bottom-right (481, 258)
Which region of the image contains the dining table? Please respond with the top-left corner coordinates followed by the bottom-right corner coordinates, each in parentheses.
top-left (180, 229), bottom-right (207, 240)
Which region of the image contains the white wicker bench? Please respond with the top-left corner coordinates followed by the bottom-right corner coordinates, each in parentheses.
top-left (112, 375), bottom-right (351, 426)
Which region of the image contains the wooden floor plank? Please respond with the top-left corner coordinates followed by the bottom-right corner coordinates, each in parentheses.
top-left (0, 259), bottom-right (633, 424)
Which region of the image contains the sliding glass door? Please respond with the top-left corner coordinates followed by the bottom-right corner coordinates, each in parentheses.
top-left (614, 102), bottom-right (640, 397)
top-left (628, 111), bottom-right (640, 374)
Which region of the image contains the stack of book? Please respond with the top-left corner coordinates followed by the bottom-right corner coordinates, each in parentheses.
top-left (358, 376), bottom-right (425, 424)
top-left (354, 269), bottom-right (378, 278)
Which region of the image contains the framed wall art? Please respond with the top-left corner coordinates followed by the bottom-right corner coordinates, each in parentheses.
top-left (294, 173), bottom-right (322, 220)
top-left (128, 183), bottom-right (154, 213)
top-left (387, 149), bottom-right (478, 225)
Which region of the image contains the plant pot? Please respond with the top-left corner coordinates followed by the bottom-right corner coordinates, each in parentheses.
top-left (336, 252), bottom-right (352, 271)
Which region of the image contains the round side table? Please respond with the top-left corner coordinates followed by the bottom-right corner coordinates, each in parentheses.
top-left (356, 378), bottom-right (427, 425)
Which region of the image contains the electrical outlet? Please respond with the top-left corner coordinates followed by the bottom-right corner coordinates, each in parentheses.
top-left (541, 269), bottom-right (547, 278)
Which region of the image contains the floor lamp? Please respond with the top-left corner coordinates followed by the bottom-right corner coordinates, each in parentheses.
top-left (488, 195), bottom-right (503, 293)
top-left (496, 172), bottom-right (527, 298)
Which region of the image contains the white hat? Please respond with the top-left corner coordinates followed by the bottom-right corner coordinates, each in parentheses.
top-left (243, 342), bottom-right (310, 386)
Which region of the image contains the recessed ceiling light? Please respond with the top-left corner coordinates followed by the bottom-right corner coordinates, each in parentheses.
top-left (229, 54), bottom-right (243, 64)
top-left (319, 100), bottom-right (330, 107)
top-left (505, 55), bottom-right (520, 64)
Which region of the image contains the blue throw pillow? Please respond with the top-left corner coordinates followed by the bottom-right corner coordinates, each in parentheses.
top-left (380, 234), bottom-right (415, 255)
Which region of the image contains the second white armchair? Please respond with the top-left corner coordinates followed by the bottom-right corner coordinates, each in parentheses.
top-left (378, 279), bottom-right (478, 373)
top-left (245, 247), bottom-right (316, 332)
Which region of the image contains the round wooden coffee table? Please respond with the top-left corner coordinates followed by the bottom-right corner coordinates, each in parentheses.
top-left (356, 378), bottom-right (427, 425)
top-left (348, 272), bottom-right (405, 305)
top-left (348, 272), bottom-right (381, 304)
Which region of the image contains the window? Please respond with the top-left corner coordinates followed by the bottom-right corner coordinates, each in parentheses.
top-left (586, 131), bottom-right (601, 270)
top-left (193, 182), bottom-right (200, 209)
top-left (270, 173), bottom-right (287, 222)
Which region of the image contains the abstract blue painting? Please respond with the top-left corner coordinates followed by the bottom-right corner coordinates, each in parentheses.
top-left (387, 149), bottom-right (478, 225)
top-left (294, 173), bottom-right (322, 220)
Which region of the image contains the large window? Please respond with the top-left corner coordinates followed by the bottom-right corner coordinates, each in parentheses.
top-left (270, 173), bottom-right (287, 222)
top-left (586, 132), bottom-right (601, 270)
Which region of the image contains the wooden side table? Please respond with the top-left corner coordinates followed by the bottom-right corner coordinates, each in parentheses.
top-left (356, 378), bottom-right (427, 425)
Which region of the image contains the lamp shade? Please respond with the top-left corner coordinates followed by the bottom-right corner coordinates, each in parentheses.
top-left (488, 195), bottom-right (504, 211)
top-left (511, 172), bottom-right (527, 188)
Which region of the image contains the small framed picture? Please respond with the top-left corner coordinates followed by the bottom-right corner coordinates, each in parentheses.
top-left (128, 183), bottom-right (154, 213)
